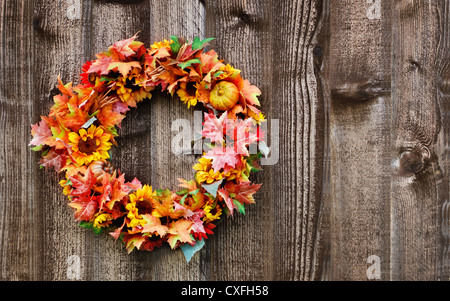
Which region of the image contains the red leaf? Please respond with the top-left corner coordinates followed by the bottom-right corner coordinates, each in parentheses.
top-left (88, 56), bottom-right (113, 75)
top-left (30, 117), bottom-right (53, 147)
top-left (217, 188), bottom-right (236, 216)
top-left (69, 195), bottom-right (99, 221)
top-left (204, 146), bottom-right (240, 173)
top-left (39, 149), bottom-right (68, 172)
top-left (110, 34), bottom-right (142, 60)
top-left (201, 111), bottom-right (228, 143)
top-left (69, 169), bottom-right (97, 198)
top-left (224, 181), bottom-right (262, 205)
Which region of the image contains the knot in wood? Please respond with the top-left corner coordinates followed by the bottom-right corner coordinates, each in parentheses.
top-left (313, 45), bottom-right (323, 58)
top-left (238, 11), bottom-right (252, 24)
top-left (399, 150), bottom-right (424, 175)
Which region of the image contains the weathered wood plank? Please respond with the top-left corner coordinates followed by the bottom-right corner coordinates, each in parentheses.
top-left (146, 0), bottom-right (206, 281)
top-left (390, 0), bottom-right (444, 280)
top-left (31, 0), bottom-right (94, 281)
top-left (88, 0), bottom-right (155, 281)
top-left (326, 0), bottom-right (392, 280)
top-left (204, 0), bottom-right (326, 280)
top-left (0, 0), bottom-right (36, 281)
top-left (437, 0), bottom-right (450, 280)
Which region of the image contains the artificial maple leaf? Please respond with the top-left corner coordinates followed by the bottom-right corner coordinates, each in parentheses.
top-left (152, 189), bottom-right (183, 219)
top-left (217, 188), bottom-right (236, 216)
top-left (123, 233), bottom-right (146, 253)
top-left (68, 195), bottom-right (99, 221)
top-left (204, 146), bottom-right (241, 173)
top-left (141, 214), bottom-right (169, 237)
top-left (126, 177), bottom-right (142, 191)
top-left (167, 219), bottom-right (194, 249)
top-left (88, 56), bottom-right (113, 75)
top-left (241, 79), bottom-right (261, 107)
top-left (109, 34), bottom-right (142, 60)
top-left (112, 101), bottom-right (130, 115)
top-left (178, 178), bottom-right (199, 192)
top-left (201, 111), bottom-right (228, 143)
top-left (99, 172), bottom-right (130, 211)
top-left (187, 211), bottom-right (206, 235)
top-left (30, 117), bottom-right (54, 148)
top-left (224, 181), bottom-right (262, 205)
top-left (97, 104), bottom-right (126, 129)
top-left (69, 169), bottom-right (97, 198)
top-left (39, 148), bottom-right (68, 172)
top-left (227, 118), bottom-right (259, 156)
top-left (199, 50), bottom-right (224, 76)
top-left (56, 76), bottom-right (75, 97)
top-left (109, 218), bottom-right (126, 241)
top-left (108, 61), bottom-right (141, 77)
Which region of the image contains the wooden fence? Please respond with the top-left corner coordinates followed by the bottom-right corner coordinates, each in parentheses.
top-left (0, 0), bottom-right (449, 281)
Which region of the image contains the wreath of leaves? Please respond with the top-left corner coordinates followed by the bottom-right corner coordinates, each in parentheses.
top-left (30, 35), bottom-right (267, 261)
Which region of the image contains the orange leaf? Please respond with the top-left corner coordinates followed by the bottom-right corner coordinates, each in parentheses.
top-left (167, 219), bottom-right (194, 249)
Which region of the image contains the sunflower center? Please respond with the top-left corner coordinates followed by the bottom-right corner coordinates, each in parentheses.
top-left (125, 78), bottom-right (141, 92)
top-left (78, 137), bottom-right (97, 155)
top-left (136, 199), bottom-right (154, 215)
top-left (186, 82), bottom-right (197, 97)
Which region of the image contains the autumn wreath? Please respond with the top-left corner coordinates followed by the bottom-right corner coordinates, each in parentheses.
top-left (30, 35), bottom-right (266, 260)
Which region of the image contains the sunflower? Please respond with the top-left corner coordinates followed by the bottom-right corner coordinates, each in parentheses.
top-left (203, 200), bottom-right (222, 223)
top-left (112, 69), bottom-right (153, 107)
top-left (150, 39), bottom-right (173, 51)
top-left (193, 157), bottom-right (223, 184)
top-left (177, 81), bottom-right (199, 108)
top-left (125, 185), bottom-right (156, 230)
top-left (216, 64), bottom-right (240, 80)
top-left (68, 125), bottom-right (112, 166)
top-left (93, 213), bottom-right (113, 228)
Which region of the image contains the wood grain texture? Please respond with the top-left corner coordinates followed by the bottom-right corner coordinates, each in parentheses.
top-left (204, 0), bottom-right (326, 281)
top-left (438, 0), bottom-right (450, 280)
top-left (326, 0), bottom-right (392, 280)
top-left (0, 0), bottom-right (36, 281)
top-left (32, 0), bottom-right (95, 281)
top-left (1, 0), bottom-right (449, 281)
top-left (390, 0), bottom-right (444, 280)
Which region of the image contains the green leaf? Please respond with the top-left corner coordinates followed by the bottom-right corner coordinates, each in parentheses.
top-left (191, 37), bottom-right (215, 50)
top-left (176, 188), bottom-right (189, 196)
top-left (31, 144), bottom-right (44, 152)
top-left (233, 200), bottom-right (245, 215)
top-left (246, 152), bottom-right (263, 172)
top-left (79, 221), bottom-right (103, 234)
top-left (178, 58), bottom-right (201, 70)
top-left (100, 75), bottom-right (117, 82)
top-left (170, 35), bottom-right (182, 54)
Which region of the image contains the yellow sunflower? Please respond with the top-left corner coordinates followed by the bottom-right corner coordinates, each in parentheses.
top-left (216, 64), bottom-right (240, 80)
top-left (193, 157), bottom-right (223, 184)
top-left (68, 125), bottom-right (112, 166)
top-left (93, 213), bottom-right (113, 228)
top-left (177, 82), bottom-right (199, 108)
top-left (150, 39), bottom-right (173, 50)
top-left (203, 201), bottom-right (222, 223)
top-left (113, 69), bottom-right (153, 106)
top-left (125, 185), bottom-right (156, 229)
